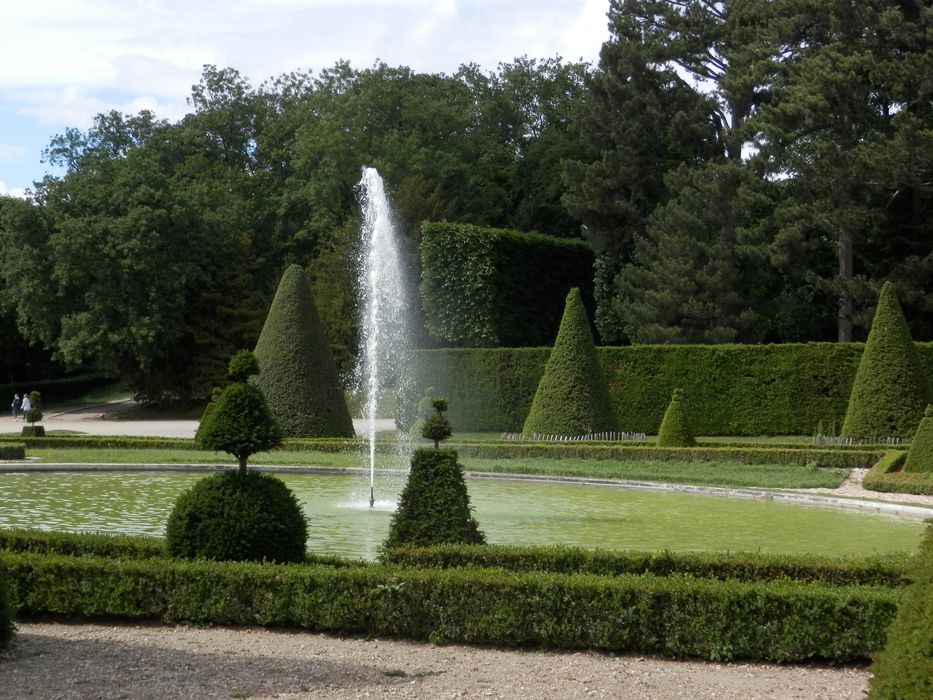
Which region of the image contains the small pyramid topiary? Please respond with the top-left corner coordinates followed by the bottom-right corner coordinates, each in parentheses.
top-left (867, 523), bottom-right (933, 698)
top-left (383, 448), bottom-right (485, 550)
top-left (904, 405), bottom-right (933, 473)
top-left (656, 389), bottom-right (696, 447)
top-left (522, 287), bottom-right (618, 436)
top-left (254, 264), bottom-right (355, 438)
top-left (841, 282), bottom-right (933, 440)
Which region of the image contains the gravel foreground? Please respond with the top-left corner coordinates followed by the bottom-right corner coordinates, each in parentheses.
top-left (0, 622), bottom-right (870, 699)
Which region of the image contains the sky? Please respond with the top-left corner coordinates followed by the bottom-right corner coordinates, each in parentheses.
top-left (0, 0), bottom-right (610, 197)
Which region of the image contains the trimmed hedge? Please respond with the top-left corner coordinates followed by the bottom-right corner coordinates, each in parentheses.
top-left (863, 451), bottom-right (933, 496)
top-left (0, 564), bottom-right (13, 650)
top-left (904, 405), bottom-right (933, 473)
top-left (0, 442), bottom-right (25, 459)
top-left (384, 544), bottom-right (910, 588)
top-left (419, 222), bottom-right (595, 347)
top-left (523, 288), bottom-right (618, 436)
top-left (656, 389), bottom-right (696, 447)
top-left (254, 264), bottom-right (354, 438)
top-left (843, 283), bottom-right (933, 439)
top-left (408, 343), bottom-right (933, 435)
top-left (0, 550), bottom-right (896, 663)
top-left (868, 524), bottom-right (933, 698)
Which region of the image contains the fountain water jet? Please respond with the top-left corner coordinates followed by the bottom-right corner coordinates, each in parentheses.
top-left (356, 167), bottom-right (412, 508)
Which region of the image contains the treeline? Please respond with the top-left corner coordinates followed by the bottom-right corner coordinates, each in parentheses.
top-left (0, 0), bottom-right (930, 402)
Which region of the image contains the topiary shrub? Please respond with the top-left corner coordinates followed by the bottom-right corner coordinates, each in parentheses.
top-left (904, 405), bottom-right (933, 473)
top-left (383, 448), bottom-right (485, 550)
top-left (843, 282), bottom-right (933, 440)
top-left (656, 389), bottom-right (696, 447)
top-left (196, 351), bottom-right (282, 473)
top-left (522, 288), bottom-right (618, 436)
top-left (254, 264), bottom-right (354, 438)
top-left (0, 565), bottom-right (14, 651)
top-left (420, 398), bottom-right (452, 448)
top-left (867, 524), bottom-right (933, 698)
top-left (165, 471), bottom-right (308, 563)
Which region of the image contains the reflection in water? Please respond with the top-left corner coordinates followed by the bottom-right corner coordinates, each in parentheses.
top-left (0, 471), bottom-right (923, 560)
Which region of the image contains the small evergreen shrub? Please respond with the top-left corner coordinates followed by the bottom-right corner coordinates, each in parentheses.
top-left (196, 351), bottom-right (281, 473)
top-left (904, 405), bottom-right (933, 473)
top-left (0, 443), bottom-right (25, 459)
top-left (0, 565), bottom-right (14, 650)
top-left (864, 451), bottom-right (933, 496)
top-left (868, 524), bottom-right (933, 698)
top-left (843, 282), bottom-right (933, 439)
top-left (523, 288), bottom-right (618, 436)
top-left (656, 389), bottom-right (696, 447)
top-left (254, 264), bottom-right (354, 438)
top-left (383, 448), bottom-right (485, 550)
top-left (420, 398), bottom-right (452, 448)
top-left (20, 425), bottom-right (44, 437)
top-left (165, 471), bottom-right (308, 563)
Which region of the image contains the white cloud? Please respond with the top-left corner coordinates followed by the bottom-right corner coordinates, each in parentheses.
top-left (558, 0), bottom-right (610, 62)
top-left (0, 144), bottom-right (26, 161)
top-left (0, 181), bottom-right (29, 198)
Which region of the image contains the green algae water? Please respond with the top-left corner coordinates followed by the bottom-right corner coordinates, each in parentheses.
top-left (0, 471), bottom-right (924, 560)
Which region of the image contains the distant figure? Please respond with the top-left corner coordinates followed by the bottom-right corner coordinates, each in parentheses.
top-left (20, 393), bottom-right (32, 418)
top-left (10, 394), bottom-right (20, 419)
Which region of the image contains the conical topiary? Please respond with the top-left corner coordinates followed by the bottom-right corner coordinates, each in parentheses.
top-left (522, 288), bottom-right (618, 436)
top-left (254, 264), bottom-right (355, 437)
top-left (905, 406), bottom-right (933, 473)
top-left (841, 282), bottom-right (932, 440)
top-left (383, 448), bottom-right (485, 550)
top-left (656, 389), bottom-right (696, 447)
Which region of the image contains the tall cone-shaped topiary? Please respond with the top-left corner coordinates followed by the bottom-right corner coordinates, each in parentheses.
top-left (841, 282), bottom-right (932, 440)
top-left (254, 264), bottom-right (354, 437)
top-left (656, 388), bottom-right (696, 447)
top-left (905, 406), bottom-right (933, 473)
top-left (523, 287), bottom-right (618, 436)
top-left (383, 448), bottom-right (485, 550)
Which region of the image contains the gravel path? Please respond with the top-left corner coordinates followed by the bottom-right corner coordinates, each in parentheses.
top-left (0, 622), bottom-right (870, 699)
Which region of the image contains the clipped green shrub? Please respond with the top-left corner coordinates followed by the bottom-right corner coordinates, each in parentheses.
top-left (20, 425), bottom-right (44, 437)
top-left (420, 398), bottom-right (452, 448)
top-left (254, 264), bottom-right (354, 438)
top-left (384, 448), bottom-right (485, 550)
top-left (165, 471), bottom-right (308, 563)
top-left (0, 442), bottom-right (26, 459)
top-left (843, 282), bottom-right (933, 439)
top-left (419, 221), bottom-right (595, 347)
top-left (0, 565), bottom-right (14, 650)
top-left (656, 389), bottom-right (696, 447)
top-left (904, 405), bottom-right (933, 473)
top-left (868, 524), bottom-right (933, 698)
top-left (864, 451), bottom-right (933, 496)
top-left (523, 288), bottom-right (618, 436)
top-left (196, 351), bottom-right (281, 473)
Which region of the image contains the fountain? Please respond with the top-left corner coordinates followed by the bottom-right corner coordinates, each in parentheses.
top-left (356, 167), bottom-right (413, 508)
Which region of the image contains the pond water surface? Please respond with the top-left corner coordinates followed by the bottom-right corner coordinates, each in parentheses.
top-left (0, 471), bottom-right (924, 560)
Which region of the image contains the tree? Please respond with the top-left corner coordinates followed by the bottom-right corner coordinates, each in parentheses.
top-left (523, 288), bottom-right (618, 436)
top-left (656, 388), bottom-right (696, 447)
top-left (841, 282), bottom-right (932, 439)
top-left (420, 398), bottom-right (452, 448)
top-left (195, 350), bottom-right (282, 473)
top-left (254, 264), bottom-right (354, 437)
top-left (383, 448), bottom-right (485, 550)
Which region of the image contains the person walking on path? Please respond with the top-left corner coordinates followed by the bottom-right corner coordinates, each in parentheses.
top-left (10, 394), bottom-right (20, 419)
top-left (20, 393), bottom-right (32, 419)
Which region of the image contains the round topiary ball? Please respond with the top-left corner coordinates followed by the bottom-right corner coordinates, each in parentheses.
top-left (165, 471), bottom-right (308, 563)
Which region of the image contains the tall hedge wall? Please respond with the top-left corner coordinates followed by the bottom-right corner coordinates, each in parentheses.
top-left (419, 222), bottom-right (595, 347)
top-left (409, 342), bottom-right (933, 436)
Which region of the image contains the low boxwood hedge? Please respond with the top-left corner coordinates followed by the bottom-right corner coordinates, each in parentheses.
top-left (384, 545), bottom-right (911, 588)
top-left (0, 442), bottom-right (25, 459)
top-left (863, 451), bottom-right (933, 496)
top-left (1, 549), bottom-right (896, 663)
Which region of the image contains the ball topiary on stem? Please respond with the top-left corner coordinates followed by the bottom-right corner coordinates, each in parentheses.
top-left (842, 282), bottom-right (932, 440)
top-left (904, 405), bottom-right (933, 473)
top-left (656, 388), bottom-right (696, 447)
top-left (420, 397), bottom-right (452, 448)
top-left (383, 448), bottom-right (485, 551)
top-left (196, 350), bottom-right (282, 474)
top-left (523, 287), bottom-right (618, 436)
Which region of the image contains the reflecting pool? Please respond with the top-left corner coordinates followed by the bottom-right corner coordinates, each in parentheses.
top-left (0, 470), bottom-right (924, 560)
